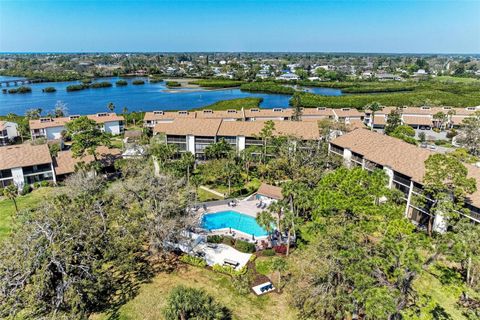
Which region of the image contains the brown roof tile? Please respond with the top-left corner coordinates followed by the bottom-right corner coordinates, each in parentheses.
top-left (29, 113), bottom-right (123, 130)
top-left (153, 118), bottom-right (223, 136)
top-left (144, 111), bottom-right (196, 121)
top-left (217, 120), bottom-right (319, 140)
top-left (257, 183), bottom-right (283, 200)
top-left (0, 144), bottom-right (52, 170)
top-left (54, 146), bottom-right (121, 175)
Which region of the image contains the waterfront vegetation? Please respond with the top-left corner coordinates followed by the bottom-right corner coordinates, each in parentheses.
top-left (190, 79), bottom-right (243, 88)
top-left (42, 86), bottom-right (56, 93)
top-left (90, 81), bottom-right (112, 88)
top-left (132, 79), bottom-right (146, 85)
top-left (6, 86), bottom-right (32, 94)
top-left (240, 82), bottom-right (296, 95)
top-left (166, 80), bottom-right (181, 87)
top-left (115, 79), bottom-right (128, 86)
top-left (196, 97), bottom-right (263, 110)
top-left (149, 77), bottom-right (163, 83)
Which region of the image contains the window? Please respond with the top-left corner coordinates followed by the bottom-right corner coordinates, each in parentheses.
top-left (0, 169), bottom-right (12, 179)
top-left (467, 107), bottom-right (476, 111)
top-left (421, 106), bottom-right (431, 110)
top-left (330, 144), bottom-right (344, 155)
top-left (178, 111), bottom-right (188, 115)
top-left (317, 107), bottom-right (326, 111)
top-left (227, 109), bottom-right (237, 113)
top-left (250, 109), bottom-right (259, 112)
top-left (273, 108), bottom-right (283, 112)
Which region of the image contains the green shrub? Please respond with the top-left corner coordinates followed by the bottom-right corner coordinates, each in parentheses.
top-left (179, 254), bottom-right (207, 268)
top-left (33, 182), bottom-right (40, 189)
top-left (255, 259), bottom-right (274, 275)
top-left (207, 235), bottom-right (223, 244)
top-left (40, 180), bottom-right (49, 187)
top-left (81, 79), bottom-right (92, 84)
top-left (115, 80), bottom-right (128, 86)
top-left (132, 79), bottom-right (145, 85)
top-left (212, 264), bottom-right (247, 277)
top-left (22, 184), bottom-right (32, 195)
top-left (149, 78), bottom-right (163, 83)
top-left (235, 240), bottom-right (256, 253)
top-left (166, 81), bottom-right (181, 87)
top-left (42, 87), bottom-right (56, 93)
top-left (262, 249), bottom-right (276, 256)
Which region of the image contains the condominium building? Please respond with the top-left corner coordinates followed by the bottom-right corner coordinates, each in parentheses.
top-left (329, 129), bottom-right (480, 231)
top-left (0, 121), bottom-right (19, 145)
top-left (153, 118), bottom-right (320, 159)
top-left (0, 144), bottom-right (56, 189)
top-left (29, 113), bottom-right (124, 140)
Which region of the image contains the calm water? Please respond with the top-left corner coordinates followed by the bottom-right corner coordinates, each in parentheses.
top-left (0, 76), bottom-right (342, 115)
top-left (201, 210), bottom-right (268, 237)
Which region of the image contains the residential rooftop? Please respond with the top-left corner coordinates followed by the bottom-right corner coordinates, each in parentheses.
top-left (29, 113), bottom-right (124, 130)
top-left (0, 144), bottom-right (52, 170)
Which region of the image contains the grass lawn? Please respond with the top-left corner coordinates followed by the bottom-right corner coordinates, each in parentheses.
top-left (413, 262), bottom-right (480, 320)
top-left (0, 187), bottom-right (55, 240)
top-left (197, 187), bottom-right (223, 202)
top-left (92, 265), bottom-right (297, 320)
top-left (434, 76), bottom-right (480, 84)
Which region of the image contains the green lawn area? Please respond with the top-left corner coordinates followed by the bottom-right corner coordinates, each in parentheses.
top-left (412, 263), bottom-right (480, 320)
top-left (0, 187), bottom-right (55, 240)
top-left (197, 187), bottom-right (224, 202)
top-left (434, 76), bottom-right (480, 84)
top-left (92, 265), bottom-right (297, 320)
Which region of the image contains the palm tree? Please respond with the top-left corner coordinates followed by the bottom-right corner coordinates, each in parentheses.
top-left (122, 106), bottom-right (129, 125)
top-left (107, 102), bottom-right (115, 113)
top-left (163, 285), bottom-right (230, 320)
top-left (365, 101), bottom-right (382, 130)
top-left (256, 210), bottom-right (275, 241)
top-left (271, 257), bottom-right (287, 293)
top-left (3, 185), bottom-right (19, 214)
top-left (281, 209), bottom-right (295, 256)
top-left (180, 152), bottom-right (195, 184)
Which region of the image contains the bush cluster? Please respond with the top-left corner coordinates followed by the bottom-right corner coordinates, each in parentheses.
top-left (7, 86), bottom-right (32, 94)
top-left (240, 82), bottom-right (295, 95)
top-left (212, 264), bottom-right (247, 277)
top-left (166, 81), bottom-right (181, 87)
top-left (132, 79), bottom-right (145, 85)
top-left (179, 254), bottom-right (207, 268)
top-left (42, 87), bottom-right (57, 93)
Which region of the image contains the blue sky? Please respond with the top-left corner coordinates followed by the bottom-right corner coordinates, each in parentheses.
top-left (0, 0), bottom-right (479, 53)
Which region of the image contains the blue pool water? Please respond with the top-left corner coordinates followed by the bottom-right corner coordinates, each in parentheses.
top-left (201, 210), bottom-right (268, 237)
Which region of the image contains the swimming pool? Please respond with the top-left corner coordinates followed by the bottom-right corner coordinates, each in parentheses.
top-left (201, 210), bottom-right (268, 237)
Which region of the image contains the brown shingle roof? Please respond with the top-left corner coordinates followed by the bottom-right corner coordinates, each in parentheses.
top-left (144, 111), bottom-right (196, 121)
top-left (0, 144), bottom-right (52, 170)
top-left (196, 109), bottom-right (245, 119)
top-left (244, 108), bottom-right (292, 118)
top-left (54, 146), bottom-right (121, 175)
top-left (333, 108), bottom-right (364, 118)
top-left (29, 113), bottom-right (124, 130)
top-left (330, 129), bottom-right (480, 208)
top-left (153, 118), bottom-right (223, 136)
top-left (257, 183), bottom-right (283, 200)
top-left (331, 129), bottom-right (432, 182)
top-left (217, 121), bottom-right (319, 140)
top-left (402, 115), bottom-right (433, 126)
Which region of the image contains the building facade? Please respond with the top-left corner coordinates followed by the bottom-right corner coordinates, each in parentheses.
top-left (0, 121), bottom-right (19, 145)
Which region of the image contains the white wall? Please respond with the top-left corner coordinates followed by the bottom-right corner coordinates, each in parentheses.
top-left (11, 167), bottom-right (24, 189)
top-left (187, 135), bottom-right (195, 154)
top-left (46, 126), bottom-right (65, 140)
top-left (104, 121), bottom-right (122, 135)
top-left (5, 122), bottom-right (19, 139)
top-left (238, 136), bottom-right (246, 152)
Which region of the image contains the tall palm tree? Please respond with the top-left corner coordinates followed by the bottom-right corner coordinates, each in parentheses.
top-left (256, 210), bottom-right (275, 241)
top-left (271, 257), bottom-right (287, 293)
top-left (3, 185), bottom-right (19, 214)
top-left (365, 101), bottom-right (382, 130)
top-left (107, 102), bottom-right (115, 113)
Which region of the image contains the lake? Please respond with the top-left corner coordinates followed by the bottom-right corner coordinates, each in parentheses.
top-left (0, 77), bottom-right (342, 115)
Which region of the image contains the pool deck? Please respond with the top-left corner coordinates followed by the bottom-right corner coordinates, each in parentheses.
top-left (206, 198), bottom-right (268, 218)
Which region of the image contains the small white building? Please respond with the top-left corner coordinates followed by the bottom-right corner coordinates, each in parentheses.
top-left (0, 121), bottom-right (19, 145)
top-left (276, 73), bottom-right (299, 81)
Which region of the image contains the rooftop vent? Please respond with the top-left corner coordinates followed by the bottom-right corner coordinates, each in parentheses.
top-left (421, 106), bottom-right (431, 110)
top-left (39, 118), bottom-right (52, 123)
top-left (202, 109), bottom-right (213, 114)
top-left (442, 107), bottom-right (452, 110)
top-left (341, 108), bottom-right (350, 111)
top-left (69, 115), bottom-right (80, 120)
top-left (153, 111), bottom-right (164, 115)
top-left (250, 108), bottom-right (259, 112)
top-left (97, 112), bottom-right (108, 117)
top-left (178, 111), bottom-right (188, 115)
top-left (316, 107), bottom-right (326, 111)
top-left (273, 108), bottom-right (283, 112)
top-left (226, 109), bottom-right (237, 113)
top-left (467, 107), bottom-right (476, 111)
